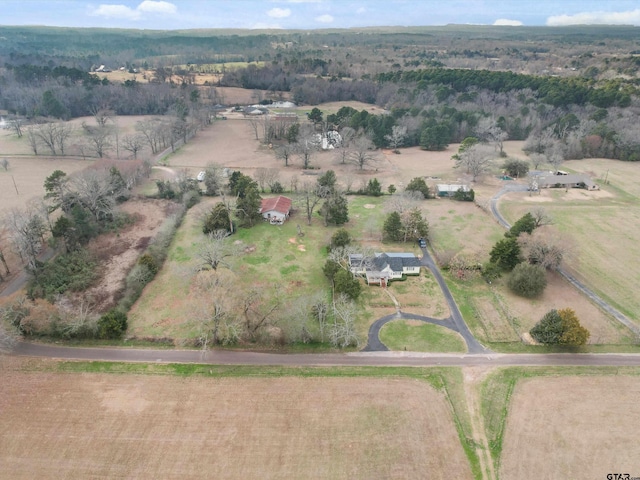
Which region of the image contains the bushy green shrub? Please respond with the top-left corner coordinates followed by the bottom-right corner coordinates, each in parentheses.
top-left (507, 262), bottom-right (547, 297)
top-left (97, 309), bottom-right (128, 339)
top-left (28, 249), bottom-right (97, 301)
top-left (530, 308), bottom-right (590, 346)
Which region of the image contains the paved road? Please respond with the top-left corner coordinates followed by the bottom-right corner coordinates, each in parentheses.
top-left (419, 246), bottom-right (490, 354)
top-left (12, 341), bottom-right (640, 367)
top-left (0, 246), bottom-right (56, 297)
top-left (490, 184), bottom-right (640, 336)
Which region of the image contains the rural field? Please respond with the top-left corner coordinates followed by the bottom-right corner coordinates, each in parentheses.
top-left (499, 157), bottom-right (640, 326)
top-left (500, 374), bottom-right (640, 479)
top-left (0, 357), bottom-right (473, 480)
top-left (135, 117), bottom-right (639, 349)
top-left (1, 107), bottom-right (639, 351)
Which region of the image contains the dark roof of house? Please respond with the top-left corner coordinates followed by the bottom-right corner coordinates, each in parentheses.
top-left (372, 253), bottom-right (421, 273)
top-left (260, 196), bottom-right (292, 215)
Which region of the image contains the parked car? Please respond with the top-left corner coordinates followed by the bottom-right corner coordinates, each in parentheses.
top-left (418, 238), bottom-right (427, 248)
top-left (196, 171), bottom-right (206, 182)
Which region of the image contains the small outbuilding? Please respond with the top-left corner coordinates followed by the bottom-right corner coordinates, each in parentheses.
top-left (437, 184), bottom-right (471, 197)
top-left (260, 196), bottom-right (292, 225)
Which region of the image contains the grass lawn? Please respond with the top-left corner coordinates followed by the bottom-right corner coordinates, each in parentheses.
top-left (379, 320), bottom-right (466, 352)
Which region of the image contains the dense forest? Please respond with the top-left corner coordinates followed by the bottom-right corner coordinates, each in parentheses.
top-left (1, 25), bottom-right (640, 160)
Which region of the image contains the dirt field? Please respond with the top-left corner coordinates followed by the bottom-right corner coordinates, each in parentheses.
top-left (501, 375), bottom-right (640, 479)
top-left (0, 359), bottom-right (472, 480)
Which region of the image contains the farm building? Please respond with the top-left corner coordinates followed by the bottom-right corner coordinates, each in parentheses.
top-left (437, 184), bottom-right (471, 197)
top-left (349, 253), bottom-right (421, 287)
top-left (530, 173), bottom-right (599, 191)
top-left (260, 196), bottom-right (292, 224)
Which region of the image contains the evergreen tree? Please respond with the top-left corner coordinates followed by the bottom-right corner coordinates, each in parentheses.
top-left (321, 193), bottom-right (349, 226)
top-left (383, 211), bottom-right (403, 242)
top-left (203, 203), bottom-right (232, 234)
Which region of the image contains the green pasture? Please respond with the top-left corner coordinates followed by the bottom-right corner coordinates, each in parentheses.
top-left (379, 320), bottom-right (466, 352)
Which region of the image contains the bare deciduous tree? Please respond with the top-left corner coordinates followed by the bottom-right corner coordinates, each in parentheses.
top-left (71, 169), bottom-right (121, 222)
top-left (518, 228), bottom-right (568, 270)
top-left (349, 134), bottom-right (378, 170)
top-left (275, 143), bottom-right (295, 167)
top-left (91, 107), bottom-right (114, 128)
top-left (255, 168), bottom-right (279, 193)
top-left (0, 320), bottom-right (19, 353)
top-left (135, 118), bottom-right (165, 154)
top-left (329, 294), bottom-right (359, 348)
top-left (385, 190), bottom-right (423, 214)
top-left (239, 287), bottom-right (281, 341)
top-left (5, 207), bottom-right (46, 273)
top-left (385, 125), bottom-right (408, 151)
top-left (454, 144), bottom-right (495, 181)
top-left (475, 117), bottom-right (508, 156)
top-left (7, 119), bottom-right (23, 138)
top-left (300, 181), bottom-right (330, 226)
top-left (531, 207), bottom-right (553, 228)
top-left (191, 272), bottom-right (240, 348)
top-left (295, 125), bottom-right (319, 169)
top-left (196, 230), bottom-right (243, 271)
top-left (121, 134), bottom-right (145, 159)
top-left (31, 122), bottom-right (74, 156)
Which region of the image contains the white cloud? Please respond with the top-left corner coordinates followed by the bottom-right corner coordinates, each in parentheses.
top-left (91, 4), bottom-right (140, 20)
top-left (315, 14), bottom-right (334, 23)
top-left (91, 1), bottom-right (177, 20)
top-left (546, 9), bottom-right (640, 26)
top-left (137, 1), bottom-right (177, 14)
top-left (356, 7), bottom-right (366, 14)
top-left (284, 0), bottom-right (322, 3)
top-left (267, 7), bottom-right (291, 18)
top-left (493, 18), bottom-right (523, 26)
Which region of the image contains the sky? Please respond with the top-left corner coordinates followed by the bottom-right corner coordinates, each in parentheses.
top-left (1, 0), bottom-right (640, 30)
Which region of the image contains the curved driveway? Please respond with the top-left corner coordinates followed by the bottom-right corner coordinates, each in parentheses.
top-left (491, 184), bottom-right (640, 336)
top-left (362, 246), bottom-right (489, 354)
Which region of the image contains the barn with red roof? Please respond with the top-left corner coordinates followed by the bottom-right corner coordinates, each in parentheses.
top-left (260, 196), bottom-right (292, 224)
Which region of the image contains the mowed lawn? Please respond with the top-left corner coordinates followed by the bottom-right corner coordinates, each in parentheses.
top-left (500, 158), bottom-right (640, 324)
top-left (0, 360), bottom-right (473, 480)
top-left (380, 320), bottom-right (466, 352)
top-left (128, 195), bottom-right (335, 342)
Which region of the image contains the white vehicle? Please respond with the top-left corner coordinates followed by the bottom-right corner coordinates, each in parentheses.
top-left (196, 171), bottom-right (206, 182)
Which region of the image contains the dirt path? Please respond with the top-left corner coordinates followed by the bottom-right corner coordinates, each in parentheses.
top-left (463, 367), bottom-right (496, 480)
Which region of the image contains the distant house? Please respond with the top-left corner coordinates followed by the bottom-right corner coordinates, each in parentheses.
top-left (349, 253), bottom-right (421, 287)
top-left (530, 172), bottom-right (599, 191)
top-left (260, 196), bottom-right (292, 224)
top-left (437, 184), bottom-right (470, 197)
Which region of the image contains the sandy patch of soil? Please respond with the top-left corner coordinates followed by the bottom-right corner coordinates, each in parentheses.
top-left (0, 366), bottom-right (472, 480)
top-left (297, 244), bottom-right (306, 252)
top-left (501, 376), bottom-right (640, 479)
top-left (363, 203), bottom-right (377, 209)
top-left (83, 198), bottom-right (175, 312)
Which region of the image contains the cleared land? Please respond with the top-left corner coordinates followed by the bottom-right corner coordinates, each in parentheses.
top-left (0, 358), bottom-right (472, 480)
top-left (500, 157), bottom-right (640, 325)
top-left (500, 375), bottom-right (640, 479)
